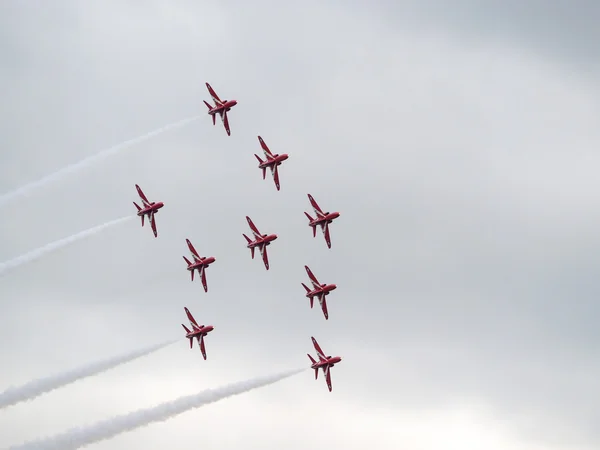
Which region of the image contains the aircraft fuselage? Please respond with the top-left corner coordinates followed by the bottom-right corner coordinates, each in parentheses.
top-left (312, 356), bottom-right (342, 370)
top-left (138, 201), bottom-right (164, 217)
top-left (247, 234), bottom-right (278, 248)
top-left (209, 100), bottom-right (237, 114)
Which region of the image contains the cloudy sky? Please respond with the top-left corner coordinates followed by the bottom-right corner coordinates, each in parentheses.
top-left (1, 0), bottom-right (599, 448)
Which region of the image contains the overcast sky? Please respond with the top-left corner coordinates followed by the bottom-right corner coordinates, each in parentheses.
top-left (1, 1), bottom-right (599, 449)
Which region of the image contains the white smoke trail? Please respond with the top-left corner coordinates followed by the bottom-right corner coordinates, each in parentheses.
top-left (0, 339), bottom-right (177, 410)
top-left (0, 116), bottom-right (201, 208)
top-left (10, 368), bottom-right (306, 450)
top-left (0, 216), bottom-right (133, 278)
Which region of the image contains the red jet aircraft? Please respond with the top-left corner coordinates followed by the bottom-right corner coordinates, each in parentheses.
top-left (183, 239), bottom-right (216, 292)
top-left (182, 307), bottom-right (214, 360)
top-left (133, 184), bottom-right (164, 238)
top-left (254, 136), bottom-right (289, 191)
top-left (242, 216), bottom-right (277, 270)
top-left (203, 82), bottom-right (237, 136)
top-left (302, 265), bottom-right (337, 320)
top-left (304, 194), bottom-right (340, 249)
top-left (307, 336), bottom-right (342, 392)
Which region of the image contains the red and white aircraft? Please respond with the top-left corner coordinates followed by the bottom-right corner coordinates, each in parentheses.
top-left (254, 136), bottom-right (289, 191)
top-left (243, 216), bottom-right (278, 270)
top-left (302, 265), bottom-right (337, 320)
top-left (307, 336), bottom-right (342, 392)
top-left (203, 82), bottom-right (237, 136)
top-left (133, 184), bottom-right (164, 238)
top-left (181, 307), bottom-right (214, 360)
top-left (183, 239), bottom-right (216, 292)
top-left (304, 194), bottom-right (340, 249)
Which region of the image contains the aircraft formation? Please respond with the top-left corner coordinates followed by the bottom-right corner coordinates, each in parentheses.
top-left (133, 82), bottom-right (342, 391)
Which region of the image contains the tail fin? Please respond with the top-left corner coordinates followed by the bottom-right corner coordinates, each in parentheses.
top-left (182, 256), bottom-right (194, 280)
top-left (134, 202), bottom-right (144, 227)
top-left (243, 234), bottom-right (255, 259)
top-left (203, 101), bottom-right (216, 125)
top-left (308, 354), bottom-right (318, 379)
top-left (301, 283), bottom-right (314, 308)
top-left (304, 212), bottom-right (317, 237)
top-left (254, 154), bottom-right (267, 179)
top-left (182, 324), bottom-right (194, 349)
top-left (301, 283), bottom-right (315, 308)
top-left (305, 212), bottom-right (316, 237)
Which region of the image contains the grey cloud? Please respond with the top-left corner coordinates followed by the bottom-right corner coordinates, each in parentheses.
top-left (1, 1), bottom-right (599, 449)
top-left (348, 0), bottom-right (600, 72)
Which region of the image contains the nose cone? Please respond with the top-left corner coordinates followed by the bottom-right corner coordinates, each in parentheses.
top-left (281, 154), bottom-right (289, 161)
top-left (208, 256), bottom-right (216, 264)
top-left (206, 325), bottom-right (214, 332)
top-left (333, 212), bottom-right (340, 219)
top-left (157, 202), bottom-right (165, 209)
top-left (270, 234), bottom-right (278, 241)
top-left (231, 100), bottom-right (238, 106)
top-left (331, 284), bottom-right (337, 291)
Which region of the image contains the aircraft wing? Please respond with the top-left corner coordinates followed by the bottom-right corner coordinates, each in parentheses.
top-left (270, 165), bottom-right (280, 191)
top-left (318, 294), bottom-right (329, 320)
top-left (149, 212), bottom-right (158, 238)
top-left (200, 265), bottom-right (208, 292)
top-left (305, 265), bottom-right (320, 287)
top-left (322, 222), bottom-right (332, 249)
top-left (246, 216), bottom-right (262, 239)
top-left (220, 111), bottom-right (231, 136)
top-left (258, 136), bottom-right (274, 159)
top-left (324, 365), bottom-right (333, 391)
top-left (135, 184), bottom-right (151, 207)
top-left (260, 244), bottom-right (269, 270)
top-left (186, 239), bottom-right (201, 261)
top-left (307, 194), bottom-right (325, 217)
top-left (205, 82), bottom-right (223, 105)
top-left (311, 336), bottom-right (327, 360)
top-left (185, 307), bottom-right (200, 329)
top-left (199, 335), bottom-right (207, 360)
